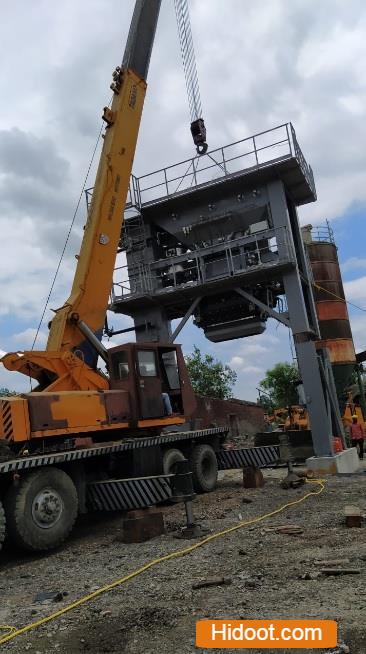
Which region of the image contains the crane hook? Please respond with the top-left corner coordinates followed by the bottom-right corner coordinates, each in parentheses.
top-left (190, 118), bottom-right (208, 157)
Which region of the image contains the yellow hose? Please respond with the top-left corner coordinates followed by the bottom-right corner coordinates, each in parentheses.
top-left (0, 478), bottom-right (325, 647)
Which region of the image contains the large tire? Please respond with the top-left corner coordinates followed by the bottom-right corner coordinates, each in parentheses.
top-left (0, 501), bottom-right (5, 551)
top-left (189, 444), bottom-right (218, 493)
top-left (4, 468), bottom-right (78, 552)
top-left (162, 448), bottom-right (185, 475)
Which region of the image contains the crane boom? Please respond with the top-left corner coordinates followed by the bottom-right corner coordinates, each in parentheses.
top-left (47, 0), bottom-right (161, 366)
top-left (2, 0), bottom-right (161, 387)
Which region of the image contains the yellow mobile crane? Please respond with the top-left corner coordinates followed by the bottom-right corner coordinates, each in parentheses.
top-left (2, 0), bottom-right (194, 438)
top-left (0, 1), bottom-right (279, 553)
top-left (0, 0), bottom-right (226, 552)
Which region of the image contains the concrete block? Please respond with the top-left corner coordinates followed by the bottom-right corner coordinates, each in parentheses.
top-left (118, 508), bottom-right (165, 543)
top-left (344, 505), bottom-right (362, 528)
top-left (306, 448), bottom-right (360, 475)
top-left (242, 467), bottom-right (264, 488)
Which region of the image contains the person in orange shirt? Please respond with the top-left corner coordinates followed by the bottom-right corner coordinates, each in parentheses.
top-left (349, 415), bottom-right (365, 460)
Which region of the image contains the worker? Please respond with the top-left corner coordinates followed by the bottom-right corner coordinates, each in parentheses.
top-left (349, 414), bottom-right (365, 460)
top-left (162, 392), bottom-right (173, 416)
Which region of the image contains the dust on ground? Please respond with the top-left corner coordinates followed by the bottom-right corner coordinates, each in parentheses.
top-left (1, 467), bottom-right (366, 654)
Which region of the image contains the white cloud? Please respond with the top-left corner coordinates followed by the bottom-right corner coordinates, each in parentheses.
top-left (349, 314), bottom-right (366, 353)
top-left (341, 257), bottom-right (366, 273)
top-left (230, 356), bottom-right (244, 368)
top-left (12, 328), bottom-right (47, 349)
top-left (229, 357), bottom-right (264, 376)
top-left (344, 277), bottom-right (366, 303)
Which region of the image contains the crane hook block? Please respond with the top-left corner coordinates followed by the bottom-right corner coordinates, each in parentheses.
top-left (190, 118), bottom-right (208, 156)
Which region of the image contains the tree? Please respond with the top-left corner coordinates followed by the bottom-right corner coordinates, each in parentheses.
top-left (0, 388), bottom-right (16, 397)
top-left (258, 362), bottom-right (300, 409)
top-left (185, 346), bottom-right (237, 399)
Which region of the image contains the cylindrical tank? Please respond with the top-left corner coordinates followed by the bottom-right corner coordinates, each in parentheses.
top-left (304, 227), bottom-right (356, 408)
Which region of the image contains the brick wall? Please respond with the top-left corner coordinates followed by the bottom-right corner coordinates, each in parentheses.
top-left (192, 395), bottom-right (264, 443)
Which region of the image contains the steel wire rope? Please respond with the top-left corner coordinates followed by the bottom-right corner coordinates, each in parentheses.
top-left (313, 283), bottom-right (366, 313)
top-left (31, 99), bottom-right (112, 350)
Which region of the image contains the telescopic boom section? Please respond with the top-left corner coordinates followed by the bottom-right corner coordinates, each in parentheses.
top-left (47, 0), bottom-right (161, 365)
top-left (2, 0), bottom-right (161, 388)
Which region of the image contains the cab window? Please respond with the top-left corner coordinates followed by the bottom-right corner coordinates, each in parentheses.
top-left (137, 350), bottom-right (157, 377)
top-left (161, 350), bottom-right (180, 390)
top-left (111, 351), bottom-right (129, 380)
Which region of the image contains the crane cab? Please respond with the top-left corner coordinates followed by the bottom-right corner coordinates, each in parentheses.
top-left (0, 343), bottom-right (195, 446)
top-left (108, 342), bottom-right (196, 421)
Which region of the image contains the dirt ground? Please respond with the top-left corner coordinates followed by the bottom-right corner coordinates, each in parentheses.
top-left (0, 467), bottom-right (366, 654)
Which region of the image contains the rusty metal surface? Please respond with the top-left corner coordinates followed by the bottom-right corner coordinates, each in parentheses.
top-left (316, 301), bottom-right (348, 321)
top-left (307, 242), bottom-right (338, 263)
top-left (313, 281), bottom-right (345, 302)
top-left (316, 339), bottom-right (356, 363)
top-left (104, 390), bottom-right (130, 424)
top-left (27, 395), bottom-right (68, 432)
top-left (318, 319), bottom-right (353, 340)
top-left (308, 239), bottom-right (356, 371)
top-left (311, 261), bottom-right (343, 282)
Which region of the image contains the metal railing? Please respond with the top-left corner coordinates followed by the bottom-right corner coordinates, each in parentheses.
top-left (129, 123), bottom-right (315, 206)
top-left (111, 225), bottom-right (295, 304)
top-left (86, 123), bottom-right (314, 216)
top-left (309, 220), bottom-right (335, 244)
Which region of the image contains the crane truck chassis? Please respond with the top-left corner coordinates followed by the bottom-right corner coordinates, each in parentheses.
top-left (0, 421), bottom-right (280, 552)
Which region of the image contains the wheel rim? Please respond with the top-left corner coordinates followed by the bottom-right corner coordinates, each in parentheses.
top-left (31, 488), bottom-right (64, 529)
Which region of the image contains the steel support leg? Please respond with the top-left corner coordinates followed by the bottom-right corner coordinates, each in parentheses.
top-left (133, 307), bottom-right (172, 342)
top-left (268, 180), bottom-right (333, 457)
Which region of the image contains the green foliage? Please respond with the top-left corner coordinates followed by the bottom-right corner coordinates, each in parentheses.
top-left (0, 388), bottom-right (16, 397)
top-left (185, 346), bottom-right (237, 400)
top-left (257, 391), bottom-right (274, 414)
top-left (259, 362), bottom-right (300, 409)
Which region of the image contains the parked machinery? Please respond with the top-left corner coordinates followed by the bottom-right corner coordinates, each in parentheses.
top-left (0, 1), bottom-right (281, 553)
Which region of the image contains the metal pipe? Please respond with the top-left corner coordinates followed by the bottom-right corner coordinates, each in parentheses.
top-left (170, 296), bottom-right (202, 342)
top-left (77, 320), bottom-right (108, 363)
top-left (235, 288), bottom-right (290, 327)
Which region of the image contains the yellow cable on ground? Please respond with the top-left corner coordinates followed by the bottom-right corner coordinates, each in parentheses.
top-left (0, 478), bottom-right (325, 647)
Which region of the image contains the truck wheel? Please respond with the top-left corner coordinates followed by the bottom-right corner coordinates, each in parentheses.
top-left (189, 444), bottom-right (218, 493)
top-left (0, 501), bottom-right (5, 551)
top-left (163, 448), bottom-right (185, 475)
top-left (4, 468), bottom-right (78, 552)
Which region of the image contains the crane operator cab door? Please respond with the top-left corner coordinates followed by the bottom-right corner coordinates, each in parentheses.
top-left (135, 348), bottom-right (164, 419)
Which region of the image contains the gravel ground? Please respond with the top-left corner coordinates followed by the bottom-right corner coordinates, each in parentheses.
top-left (0, 468), bottom-right (366, 653)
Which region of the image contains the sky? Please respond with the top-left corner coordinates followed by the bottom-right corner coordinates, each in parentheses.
top-left (1, 0), bottom-right (366, 401)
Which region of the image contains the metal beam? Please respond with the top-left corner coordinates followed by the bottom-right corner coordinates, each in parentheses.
top-left (235, 288), bottom-right (290, 327)
top-left (268, 180), bottom-right (333, 457)
top-left (122, 0), bottom-right (162, 80)
top-left (170, 297), bottom-right (202, 342)
top-left (318, 350), bottom-right (345, 447)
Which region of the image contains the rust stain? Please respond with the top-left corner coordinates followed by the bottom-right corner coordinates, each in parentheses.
top-left (307, 242), bottom-right (338, 263)
top-left (311, 261), bottom-right (342, 282)
top-left (316, 301), bottom-right (348, 321)
top-left (316, 339), bottom-right (356, 363)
